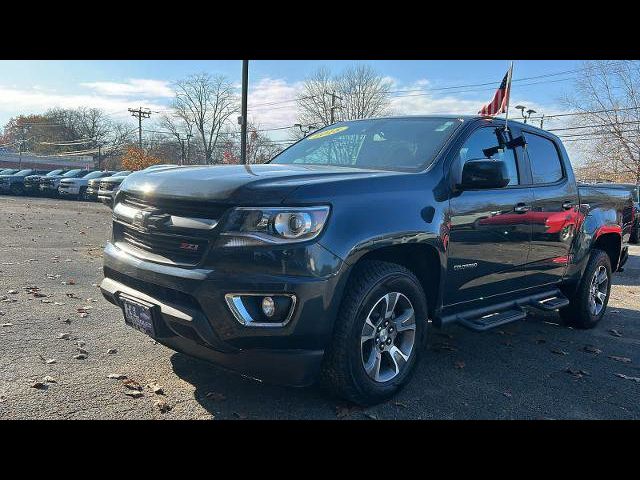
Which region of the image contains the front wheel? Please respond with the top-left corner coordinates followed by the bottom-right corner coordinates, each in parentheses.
top-left (560, 249), bottom-right (612, 329)
top-left (321, 260), bottom-right (427, 406)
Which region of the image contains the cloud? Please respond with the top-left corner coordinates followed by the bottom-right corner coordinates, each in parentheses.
top-left (0, 84), bottom-right (169, 124)
top-left (80, 79), bottom-right (174, 98)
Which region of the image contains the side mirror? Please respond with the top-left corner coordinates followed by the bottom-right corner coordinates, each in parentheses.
top-left (460, 159), bottom-right (510, 190)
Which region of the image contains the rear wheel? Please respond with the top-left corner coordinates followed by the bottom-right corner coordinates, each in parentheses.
top-left (321, 260), bottom-right (427, 406)
top-left (78, 187), bottom-right (88, 201)
top-left (560, 249), bottom-right (612, 329)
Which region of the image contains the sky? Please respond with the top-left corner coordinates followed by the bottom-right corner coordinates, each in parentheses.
top-left (0, 59), bottom-right (585, 156)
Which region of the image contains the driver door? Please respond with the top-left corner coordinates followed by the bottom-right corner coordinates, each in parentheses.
top-left (444, 125), bottom-right (533, 306)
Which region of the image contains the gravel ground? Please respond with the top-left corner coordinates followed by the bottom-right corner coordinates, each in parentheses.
top-left (0, 195), bottom-right (639, 420)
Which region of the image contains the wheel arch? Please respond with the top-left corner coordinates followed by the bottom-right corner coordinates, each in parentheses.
top-left (343, 243), bottom-right (443, 318)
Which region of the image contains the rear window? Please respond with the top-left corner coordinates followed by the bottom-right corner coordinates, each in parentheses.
top-left (525, 133), bottom-right (564, 184)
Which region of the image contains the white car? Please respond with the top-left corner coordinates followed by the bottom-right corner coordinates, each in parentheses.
top-left (58, 171), bottom-right (115, 200)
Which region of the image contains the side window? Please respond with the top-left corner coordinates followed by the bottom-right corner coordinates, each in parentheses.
top-left (458, 127), bottom-right (519, 186)
top-left (525, 133), bottom-right (564, 184)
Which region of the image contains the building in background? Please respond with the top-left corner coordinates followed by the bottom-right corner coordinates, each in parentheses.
top-left (0, 150), bottom-right (94, 170)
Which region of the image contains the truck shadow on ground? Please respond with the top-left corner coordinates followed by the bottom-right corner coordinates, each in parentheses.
top-left (170, 302), bottom-right (639, 420)
top-left (169, 353), bottom-right (337, 419)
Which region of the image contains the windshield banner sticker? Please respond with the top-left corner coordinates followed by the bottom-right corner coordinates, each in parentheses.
top-left (308, 126), bottom-right (348, 140)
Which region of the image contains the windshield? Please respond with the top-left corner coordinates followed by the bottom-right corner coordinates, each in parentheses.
top-left (15, 169), bottom-right (33, 175)
top-left (62, 169), bottom-right (82, 177)
top-left (82, 171), bottom-right (104, 179)
top-left (46, 170), bottom-right (64, 176)
top-left (271, 118), bottom-right (462, 172)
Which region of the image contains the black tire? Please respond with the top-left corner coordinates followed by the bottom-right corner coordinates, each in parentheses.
top-left (631, 221), bottom-right (639, 244)
top-left (559, 249), bottom-right (612, 329)
top-left (78, 187), bottom-right (88, 201)
top-left (320, 260), bottom-right (427, 406)
top-left (10, 183), bottom-right (24, 195)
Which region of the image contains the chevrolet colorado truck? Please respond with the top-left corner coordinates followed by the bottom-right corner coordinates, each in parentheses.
top-left (100, 116), bottom-right (633, 405)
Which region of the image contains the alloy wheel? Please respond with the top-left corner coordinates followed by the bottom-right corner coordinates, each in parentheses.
top-left (360, 292), bottom-right (416, 383)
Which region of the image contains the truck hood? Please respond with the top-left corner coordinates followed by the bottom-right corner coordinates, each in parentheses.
top-left (119, 164), bottom-right (395, 203)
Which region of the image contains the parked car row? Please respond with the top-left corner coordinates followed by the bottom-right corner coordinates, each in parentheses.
top-left (0, 167), bottom-right (140, 205)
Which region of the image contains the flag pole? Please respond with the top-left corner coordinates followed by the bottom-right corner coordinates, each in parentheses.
top-left (504, 61), bottom-right (514, 131)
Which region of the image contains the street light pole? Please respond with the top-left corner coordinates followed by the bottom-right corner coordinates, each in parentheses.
top-left (240, 60), bottom-right (249, 164)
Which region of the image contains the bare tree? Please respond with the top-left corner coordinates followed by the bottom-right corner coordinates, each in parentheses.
top-left (296, 64), bottom-right (392, 128)
top-left (172, 73), bottom-right (238, 164)
top-left (563, 60), bottom-right (640, 184)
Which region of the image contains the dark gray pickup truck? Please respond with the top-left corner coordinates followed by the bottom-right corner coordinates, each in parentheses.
top-left (100, 116), bottom-right (633, 404)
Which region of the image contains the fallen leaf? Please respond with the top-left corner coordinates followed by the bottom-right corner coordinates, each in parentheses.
top-left (107, 348), bottom-right (117, 354)
top-left (123, 379), bottom-right (142, 391)
top-left (57, 333), bottom-right (72, 340)
top-left (1, 322), bottom-right (13, 327)
top-left (582, 345), bottom-right (602, 355)
top-left (615, 373), bottom-right (640, 382)
top-left (74, 354), bottom-right (87, 360)
top-left (609, 329), bottom-right (623, 337)
top-left (43, 376), bottom-right (56, 383)
top-left (155, 399), bottom-right (172, 413)
top-left (363, 412), bottom-right (378, 420)
top-left (431, 342), bottom-right (458, 352)
top-left (124, 390), bottom-right (143, 398)
top-left (608, 356), bottom-right (632, 364)
top-left (147, 382), bottom-right (164, 395)
top-left (7, 290), bottom-right (18, 295)
top-left (335, 404), bottom-right (363, 418)
top-left (551, 349), bottom-right (569, 356)
top-left (205, 392), bottom-right (226, 402)
top-left (46, 358), bottom-right (57, 364)
top-left (77, 348), bottom-right (88, 355)
top-left (565, 368), bottom-right (589, 378)
top-left (108, 373), bottom-right (127, 380)
top-left (454, 360), bottom-right (466, 369)
top-left (31, 381), bottom-right (47, 390)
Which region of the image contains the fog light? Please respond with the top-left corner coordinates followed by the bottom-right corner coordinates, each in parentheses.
top-left (261, 296), bottom-right (275, 317)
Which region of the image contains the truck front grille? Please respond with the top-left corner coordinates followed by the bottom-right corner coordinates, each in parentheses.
top-left (113, 192), bottom-right (228, 266)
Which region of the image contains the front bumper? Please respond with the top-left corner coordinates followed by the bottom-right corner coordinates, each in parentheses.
top-left (86, 186), bottom-right (99, 198)
top-left (100, 240), bottom-right (349, 386)
top-left (59, 184), bottom-right (81, 195)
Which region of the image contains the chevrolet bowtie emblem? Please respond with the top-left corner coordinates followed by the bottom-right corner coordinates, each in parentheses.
top-left (132, 210), bottom-right (152, 229)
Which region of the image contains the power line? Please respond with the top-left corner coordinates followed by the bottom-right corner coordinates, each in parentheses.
top-left (128, 107), bottom-right (152, 149)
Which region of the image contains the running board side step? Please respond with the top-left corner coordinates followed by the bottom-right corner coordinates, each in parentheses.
top-left (458, 308), bottom-right (527, 332)
top-left (435, 288), bottom-right (570, 331)
top-left (531, 295), bottom-right (569, 311)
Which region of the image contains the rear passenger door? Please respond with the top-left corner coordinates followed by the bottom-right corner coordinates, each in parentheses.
top-left (522, 131), bottom-right (580, 287)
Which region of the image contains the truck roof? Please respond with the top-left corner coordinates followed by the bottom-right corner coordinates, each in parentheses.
top-left (339, 114), bottom-right (553, 137)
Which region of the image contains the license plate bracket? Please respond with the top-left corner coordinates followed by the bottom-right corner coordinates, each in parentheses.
top-left (121, 295), bottom-right (156, 337)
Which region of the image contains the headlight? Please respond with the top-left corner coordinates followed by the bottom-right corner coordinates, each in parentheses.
top-left (218, 206), bottom-right (330, 247)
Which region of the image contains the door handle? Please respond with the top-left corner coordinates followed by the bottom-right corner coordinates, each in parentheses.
top-left (562, 201), bottom-right (574, 210)
top-left (514, 203), bottom-right (530, 213)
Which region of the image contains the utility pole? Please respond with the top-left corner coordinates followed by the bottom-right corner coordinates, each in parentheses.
top-left (186, 133), bottom-right (192, 165)
top-left (128, 107), bottom-right (151, 150)
top-left (325, 91), bottom-right (343, 124)
top-left (240, 60), bottom-right (249, 164)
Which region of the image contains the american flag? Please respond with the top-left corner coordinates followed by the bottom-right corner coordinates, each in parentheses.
top-left (478, 66), bottom-right (513, 117)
